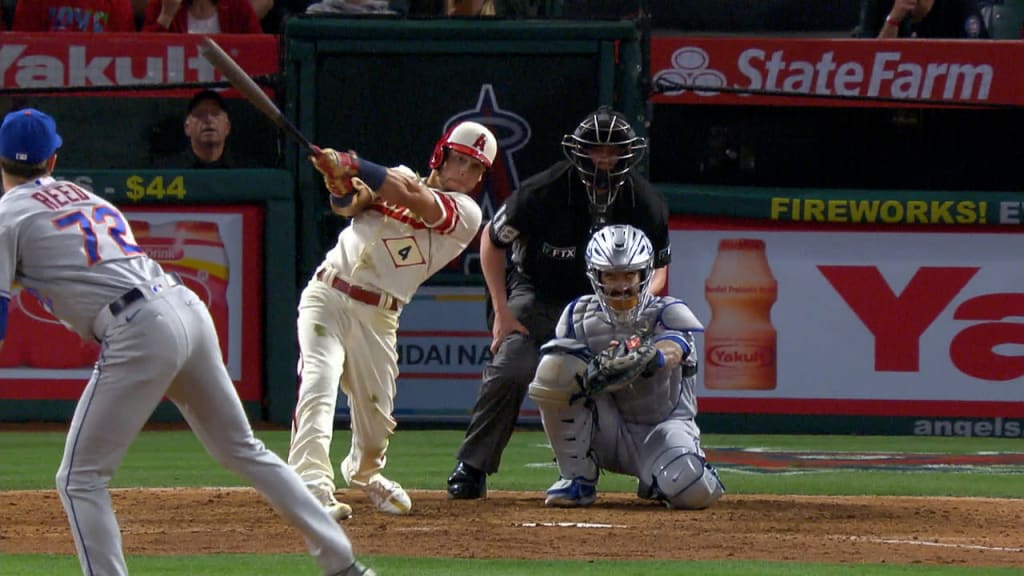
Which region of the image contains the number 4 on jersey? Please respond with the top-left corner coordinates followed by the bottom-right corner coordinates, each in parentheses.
top-left (383, 236), bottom-right (425, 267)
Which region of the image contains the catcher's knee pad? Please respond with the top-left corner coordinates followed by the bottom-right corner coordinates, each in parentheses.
top-left (648, 449), bottom-right (725, 510)
top-left (528, 339), bottom-right (589, 406)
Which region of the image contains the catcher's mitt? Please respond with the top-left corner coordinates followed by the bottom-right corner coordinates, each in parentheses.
top-left (311, 147), bottom-right (360, 199)
top-left (579, 335), bottom-right (662, 397)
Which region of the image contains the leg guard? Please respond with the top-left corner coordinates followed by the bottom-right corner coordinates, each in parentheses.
top-left (648, 448), bottom-right (725, 510)
top-left (528, 344), bottom-right (598, 482)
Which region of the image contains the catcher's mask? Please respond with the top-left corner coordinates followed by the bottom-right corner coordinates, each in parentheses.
top-left (561, 106), bottom-right (647, 212)
top-left (585, 224), bottom-right (654, 329)
top-left (429, 121), bottom-right (498, 170)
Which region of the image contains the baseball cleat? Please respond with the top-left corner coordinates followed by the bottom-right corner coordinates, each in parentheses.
top-left (362, 474), bottom-right (412, 515)
top-left (325, 499), bottom-right (354, 522)
top-left (308, 485), bottom-right (353, 521)
top-left (447, 460), bottom-right (486, 500)
top-left (544, 477), bottom-right (597, 508)
top-left (337, 560), bottom-right (376, 576)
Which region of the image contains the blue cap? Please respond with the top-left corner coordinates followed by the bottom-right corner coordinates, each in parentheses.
top-left (0, 108), bottom-right (63, 164)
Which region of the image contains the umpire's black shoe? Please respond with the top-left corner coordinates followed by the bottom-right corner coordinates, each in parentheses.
top-left (447, 461), bottom-right (486, 499)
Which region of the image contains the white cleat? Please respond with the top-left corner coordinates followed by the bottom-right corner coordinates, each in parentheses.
top-left (309, 485), bottom-right (353, 521)
top-left (362, 474), bottom-right (412, 515)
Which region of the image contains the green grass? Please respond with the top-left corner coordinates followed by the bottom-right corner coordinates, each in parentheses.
top-left (2, 555), bottom-right (1023, 576)
top-left (2, 429), bottom-right (1022, 575)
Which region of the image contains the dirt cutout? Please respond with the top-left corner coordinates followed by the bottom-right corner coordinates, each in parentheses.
top-left (2, 488), bottom-right (1022, 569)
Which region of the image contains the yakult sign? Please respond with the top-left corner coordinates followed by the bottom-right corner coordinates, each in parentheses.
top-left (0, 33), bottom-right (278, 96)
top-left (651, 37), bottom-right (1016, 108)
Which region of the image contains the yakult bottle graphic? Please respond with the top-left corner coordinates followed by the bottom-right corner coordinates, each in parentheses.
top-left (704, 238), bottom-right (778, 390)
top-left (133, 220), bottom-right (230, 359)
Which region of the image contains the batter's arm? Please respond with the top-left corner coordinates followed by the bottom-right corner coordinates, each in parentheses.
top-left (374, 171), bottom-right (444, 222)
top-left (330, 180), bottom-right (376, 218)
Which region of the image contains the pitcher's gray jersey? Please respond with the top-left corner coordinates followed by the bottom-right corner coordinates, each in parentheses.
top-left (555, 294), bottom-right (703, 422)
top-left (0, 177), bottom-right (162, 339)
top-left (0, 177), bottom-right (359, 575)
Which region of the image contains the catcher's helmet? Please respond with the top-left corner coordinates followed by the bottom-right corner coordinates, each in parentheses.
top-left (429, 121), bottom-right (498, 170)
top-left (561, 107), bottom-right (647, 210)
top-left (585, 224), bottom-right (654, 329)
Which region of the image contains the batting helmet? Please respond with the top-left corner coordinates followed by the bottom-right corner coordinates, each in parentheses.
top-left (429, 121), bottom-right (498, 170)
top-left (561, 107), bottom-right (647, 208)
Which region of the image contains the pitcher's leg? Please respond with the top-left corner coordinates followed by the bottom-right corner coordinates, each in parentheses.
top-left (170, 305), bottom-right (356, 574)
top-left (57, 342), bottom-right (177, 576)
top-left (289, 295), bottom-right (346, 494)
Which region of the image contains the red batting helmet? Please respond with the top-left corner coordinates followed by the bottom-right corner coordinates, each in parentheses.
top-left (429, 121), bottom-right (497, 170)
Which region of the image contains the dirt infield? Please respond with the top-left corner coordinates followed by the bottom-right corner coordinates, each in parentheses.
top-left (3, 488), bottom-right (1022, 568)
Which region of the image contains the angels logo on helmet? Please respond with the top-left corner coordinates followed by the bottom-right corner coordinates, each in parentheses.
top-left (429, 121), bottom-right (498, 170)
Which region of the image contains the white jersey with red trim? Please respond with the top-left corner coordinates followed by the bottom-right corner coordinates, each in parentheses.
top-left (318, 166), bottom-right (483, 304)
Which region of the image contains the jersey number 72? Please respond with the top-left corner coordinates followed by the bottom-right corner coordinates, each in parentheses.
top-left (53, 206), bottom-right (143, 266)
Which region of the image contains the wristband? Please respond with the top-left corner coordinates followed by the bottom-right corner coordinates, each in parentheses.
top-left (885, 15), bottom-right (902, 28)
top-left (357, 159), bottom-right (388, 191)
top-left (330, 193), bottom-right (354, 209)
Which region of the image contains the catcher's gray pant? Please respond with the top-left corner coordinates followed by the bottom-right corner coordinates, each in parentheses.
top-left (55, 284), bottom-right (356, 576)
top-left (456, 281), bottom-right (565, 474)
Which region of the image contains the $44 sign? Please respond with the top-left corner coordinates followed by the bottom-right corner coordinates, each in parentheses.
top-left (125, 175), bottom-right (186, 201)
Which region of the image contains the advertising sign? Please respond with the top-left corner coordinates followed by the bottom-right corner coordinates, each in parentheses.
top-left (651, 36), bottom-right (1020, 108)
top-left (0, 206), bottom-right (263, 402)
top-left (0, 32), bottom-right (278, 97)
top-left (668, 218), bottom-right (1024, 423)
top-left (382, 287), bottom-right (496, 421)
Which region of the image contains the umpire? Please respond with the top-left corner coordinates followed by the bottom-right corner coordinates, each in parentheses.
top-left (447, 106), bottom-right (672, 498)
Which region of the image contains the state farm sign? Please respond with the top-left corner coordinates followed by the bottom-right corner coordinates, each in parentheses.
top-left (651, 36), bottom-right (1017, 108)
top-left (0, 32), bottom-right (278, 96)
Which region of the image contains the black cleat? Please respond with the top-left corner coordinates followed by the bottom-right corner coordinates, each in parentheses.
top-left (447, 461), bottom-right (486, 499)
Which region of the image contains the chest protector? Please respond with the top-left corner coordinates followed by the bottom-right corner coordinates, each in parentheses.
top-left (567, 295), bottom-right (703, 424)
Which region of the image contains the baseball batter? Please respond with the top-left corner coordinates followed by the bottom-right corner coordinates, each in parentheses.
top-left (0, 109), bottom-right (374, 576)
top-left (288, 121), bottom-right (495, 518)
top-left (528, 224), bottom-right (725, 509)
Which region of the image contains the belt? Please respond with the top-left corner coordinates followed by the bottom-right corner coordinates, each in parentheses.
top-left (93, 273), bottom-right (184, 341)
top-left (108, 272), bottom-right (184, 316)
top-left (316, 270), bottom-right (400, 312)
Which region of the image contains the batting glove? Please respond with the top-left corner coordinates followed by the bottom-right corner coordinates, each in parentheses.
top-left (311, 147), bottom-right (359, 197)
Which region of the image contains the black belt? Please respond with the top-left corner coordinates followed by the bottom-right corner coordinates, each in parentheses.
top-left (108, 273), bottom-right (183, 317)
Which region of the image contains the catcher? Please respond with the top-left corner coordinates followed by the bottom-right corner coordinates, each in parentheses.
top-left (528, 224), bottom-right (725, 509)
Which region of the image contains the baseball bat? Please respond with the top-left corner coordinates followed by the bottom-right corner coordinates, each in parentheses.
top-left (198, 37), bottom-right (318, 155)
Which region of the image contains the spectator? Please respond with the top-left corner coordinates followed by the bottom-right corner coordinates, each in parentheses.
top-left (13, 0), bottom-right (137, 32)
top-left (856, 0), bottom-right (989, 38)
top-left (143, 0), bottom-right (262, 33)
top-left (157, 89), bottom-right (241, 169)
top-left (447, 0), bottom-right (494, 15)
